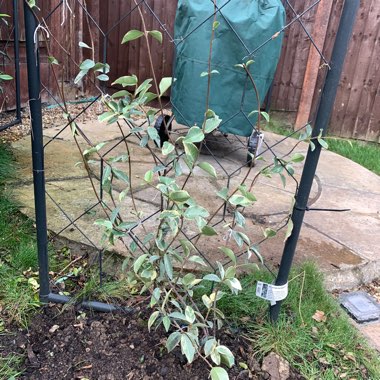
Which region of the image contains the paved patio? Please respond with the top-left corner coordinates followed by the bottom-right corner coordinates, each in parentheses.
top-left (10, 118), bottom-right (380, 292)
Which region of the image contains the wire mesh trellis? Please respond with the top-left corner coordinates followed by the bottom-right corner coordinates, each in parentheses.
top-left (21, 0), bottom-right (358, 320)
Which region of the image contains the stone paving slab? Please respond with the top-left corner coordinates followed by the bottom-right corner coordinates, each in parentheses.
top-left (359, 322), bottom-right (380, 352)
top-left (10, 120), bottom-right (380, 291)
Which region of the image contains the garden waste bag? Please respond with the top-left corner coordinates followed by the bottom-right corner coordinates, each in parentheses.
top-left (171, 0), bottom-right (285, 137)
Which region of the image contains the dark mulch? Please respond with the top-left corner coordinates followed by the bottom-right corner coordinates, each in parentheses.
top-left (1, 305), bottom-right (305, 379)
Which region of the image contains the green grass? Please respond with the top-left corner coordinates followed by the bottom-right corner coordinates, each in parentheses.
top-left (265, 116), bottom-right (380, 175)
top-left (0, 353), bottom-right (23, 379)
top-left (326, 139), bottom-right (380, 175)
top-left (0, 145), bottom-right (41, 320)
top-left (218, 263), bottom-right (380, 379)
top-left (0, 144), bottom-right (42, 377)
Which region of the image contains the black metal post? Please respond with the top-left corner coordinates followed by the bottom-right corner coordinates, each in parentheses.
top-left (269, 0), bottom-right (360, 322)
top-left (24, 1), bottom-right (50, 302)
top-left (13, 0), bottom-right (21, 120)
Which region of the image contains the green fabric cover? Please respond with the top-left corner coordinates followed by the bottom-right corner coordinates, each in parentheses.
top-left (171, 0), bottom-right (285, 137)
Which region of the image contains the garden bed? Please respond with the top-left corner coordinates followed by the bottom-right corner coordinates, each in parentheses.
top-left (2, 305), bottom-right (304, 380)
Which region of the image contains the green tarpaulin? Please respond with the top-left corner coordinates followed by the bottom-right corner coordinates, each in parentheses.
top-left (171, 0), bottom-right (285, 137)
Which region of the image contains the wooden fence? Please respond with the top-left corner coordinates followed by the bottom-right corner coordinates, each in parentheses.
top-left (0, 0), bottom-right (379, 142)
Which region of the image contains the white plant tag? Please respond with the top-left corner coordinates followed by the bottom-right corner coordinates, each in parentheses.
top-left (256, 281), bottom-right (288, 306)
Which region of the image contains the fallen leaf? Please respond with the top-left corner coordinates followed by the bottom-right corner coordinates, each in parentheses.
top-left (49, 325), bottom-right (60, 334)
top-left (312, 310), bottom-right (327, 323)
top-left (344, 352), bottom-right (357, 363)
top-left (79, 364), bottom-right (92, 370)
top-left (318, 357), bottom-right (330, 365)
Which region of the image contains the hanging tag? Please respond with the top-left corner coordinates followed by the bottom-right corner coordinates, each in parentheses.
top-left (256, 281), bottom-right (288, 306)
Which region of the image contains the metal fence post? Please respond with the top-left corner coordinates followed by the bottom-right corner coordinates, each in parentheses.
top-left (269, 0), bottom-right (360, 322)
top-left (24, 1), bottom-right (50, 302)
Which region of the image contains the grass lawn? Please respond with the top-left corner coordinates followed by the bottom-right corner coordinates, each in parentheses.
top-left (218, 263), bottom-right (380, 379)
top-left (265, 115), bottom-right (380, 175)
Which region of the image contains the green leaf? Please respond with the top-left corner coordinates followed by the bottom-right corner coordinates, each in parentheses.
top-left (122, 30), bottom-right (144, 44)
top-left (111, 90), bottom-right (130, 99)
top-left (83, 142), bottom-right (107, 157)
top-left (318, 137), bottom-right (329, 149)
top-left (79, 41), bottom-right (92, 49)
top-left (144, 170), bottom-right (154, 183)
top-left (147, 126), bottom-right (159, 141)
top-left (184, 127), bottom-right (204, 143)
top-left (219, 247), bottom-right (236, 265)
top-left (197, 162), bottom-right (217, 178)
top-left (0, 74), bottom-right (12, 81)
top-left (168, 312), bottom-right (188, 321)
top-left (97, 74), bottom-right (109, 81)
top-left (204, 338), bottom-right (217, 355)
top-left (80, 59), bottom-right (95, 70)
top-left (217, 187), bottom-right (228, 201)
top-left (0, 74), bottom-right (13, 80)
top-left (112, 75), bottom-right (138, 87)
top-left (260, 111), bottom-right (270, 122)
top-left (183, 142), bottom-right (199, 163)
top-left (185, 306), bottom-right (196, 324)
top-left (48, 56), bottom-right (59, 65)
top-left (201, 70), bottom-right (219, 77)
top-left (184, 205), bottom-right (209, 219)
top-left (204, 115), bottom-right (222, 134)
top-left (74, 70), bottom-right (88, 85)
top-left (291, 153), bottom-right (305, 163)
top-left (210, 367), bottom-right (228, 380)
top-left (285, 219), bottom-right (294, 241)
top-left (201, 225), bottom-right (218, 236)
top-left (118, 221), bottom-right (138, 230)
top-left (217, 345), bottom-right (235, 368)
top-left (98, 111), bottom-right (116, 123)
top-left (94, 219), bottom-right (112, 229)
top-left (213, 21), bottom-right (220, 30)
top-left (166, 332), bottom-right (181, 352)
top-left (159, 77), bottom-right (174, 97)
top-left (164, 254), bottom-right (173, 280)
top-left (27, 0), bottom-right (37, 9)
top-left (163, 316), bottom-right (171, 332)
top-left (310, 140), bottom-right (316, 151)
top-left (203, 274), bottom-right (221, 283)
top-left (162, 141), bottom-right (175, 155)
top-left (229, 195), bottom-right (252, 207)
top-left (202, 294), bottom-right (212, 309)
top-left (112, 168), bottom-right (129, 183)
top-left (225, 266), bottom-right (236, 280)
top-left (169, 190), bottom-right (190, 203)
top-left (188, 255), bottom-right (208, 267)
top-left (226, 278), bottom-right (242, 292)
top-left (250, 245), bottom-right (263, 264)
top-left (264, 228), bottom-right (277, 238)
top-left (148, 311), bottom-right (160, 331)
top-left (133, 254), bottom-right (148, 274)
top-left (181, 334), bottom-right (196, 363)
top-left (148, 30), bottom-right (163, 44)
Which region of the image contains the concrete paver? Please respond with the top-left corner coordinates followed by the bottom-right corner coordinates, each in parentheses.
top-left (10, 120), bottom-right (380, 293)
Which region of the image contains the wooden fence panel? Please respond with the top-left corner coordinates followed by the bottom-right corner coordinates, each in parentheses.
top-left (329, 0), bottom-right (380, 142)
top-left (0, 0), bottom-right (379, 142)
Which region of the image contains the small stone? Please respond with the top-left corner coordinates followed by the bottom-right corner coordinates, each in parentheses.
top-left (261, 352), bottom-right (290, 380)
top-left (160, 367), bottom-right (168, 376)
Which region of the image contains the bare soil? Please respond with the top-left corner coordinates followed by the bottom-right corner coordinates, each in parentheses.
top-left (1, 305), bottom-right (305, 380)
